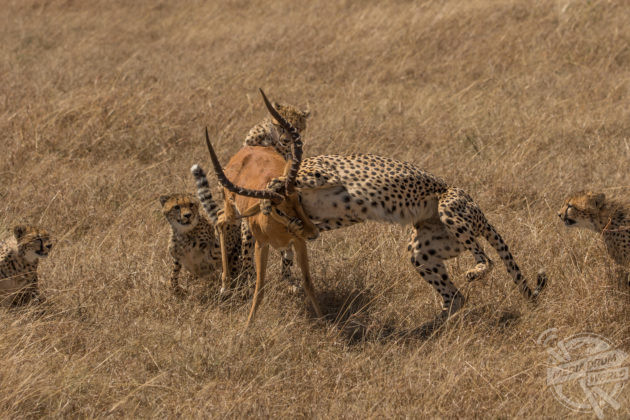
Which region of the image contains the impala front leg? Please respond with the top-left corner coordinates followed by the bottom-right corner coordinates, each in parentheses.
top-left (246, 241), bottom-right (269, 327)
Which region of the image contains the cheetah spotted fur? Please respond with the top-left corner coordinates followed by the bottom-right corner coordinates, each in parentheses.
top-left (0, 225), bottom-right (52, 306)
top-left (291, 153), bottom-right (547, 317)
top-left (559, 191), bottom-right (630, 286)
top-left (160, 192), bottom-right (241, 296)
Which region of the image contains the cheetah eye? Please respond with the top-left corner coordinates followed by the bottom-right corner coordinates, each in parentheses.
top-left (174, 205), bottom-right (180, 210)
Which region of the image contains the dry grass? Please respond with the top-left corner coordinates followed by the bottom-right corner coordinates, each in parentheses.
top-left (1, 0), bottom-right (629, 417)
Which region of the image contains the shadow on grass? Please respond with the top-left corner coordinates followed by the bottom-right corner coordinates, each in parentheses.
top-left (307, 286), bottom-right (523, 345)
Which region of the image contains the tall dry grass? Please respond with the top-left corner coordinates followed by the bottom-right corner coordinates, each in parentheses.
top-left (0, 0), bottom-right (629, 417)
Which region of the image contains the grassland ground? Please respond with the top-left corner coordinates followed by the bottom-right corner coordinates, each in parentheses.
top-left (1, 0), bottom-right (629, 417)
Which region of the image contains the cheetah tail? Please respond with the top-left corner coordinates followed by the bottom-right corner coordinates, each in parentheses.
top-left (190, 164), bottom-right (220, 225)
top-left (483, 224), bottom-right (547, 302)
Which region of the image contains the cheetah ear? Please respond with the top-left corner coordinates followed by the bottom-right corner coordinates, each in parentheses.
top-left (301, 109), bottom-right (311, 118)
top-left (13, 225), bottom-right (26, 241)
top-left (159, 195), bottom-right (171, 207)
top-left (592, 193), bottom-right (606, 209)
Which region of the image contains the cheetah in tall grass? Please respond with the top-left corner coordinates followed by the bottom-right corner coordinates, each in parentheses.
top-left (160, 193), bottom-right (241, 296)
top-left (0, 225), bottom-right (52, 306)
top-left (559, 191), bottom-right (630, 286)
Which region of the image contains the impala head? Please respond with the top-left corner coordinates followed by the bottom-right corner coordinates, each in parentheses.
top-left (558, 191), bottom-right (606, 230)
top-left (160, 193), bottom-right (200, 233)
top-left (13, 225), bottom-right (53, 263)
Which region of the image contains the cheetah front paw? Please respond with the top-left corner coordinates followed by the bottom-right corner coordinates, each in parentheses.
top-left (286, 218), bottom-right (306, 237)
top-left (288, 284), bottom-right (303, 295)
top-left (172, 285), bottom-right (188, 298)
top-left (216, 210), bottom-right (228, 230)
top-left (219, 285), bottom-right (234, 300)
top-left (465, 269), bottom-right (485, 282)
top-left (465, 262), bottom-right (493, 282)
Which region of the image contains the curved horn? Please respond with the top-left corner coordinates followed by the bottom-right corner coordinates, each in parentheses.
top-left (203, 127), bottom-right (284, 202)
top-left (259, 89), bottom-right (303, 194)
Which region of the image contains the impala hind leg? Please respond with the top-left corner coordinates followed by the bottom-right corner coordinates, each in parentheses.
top-left (409, 223), bottom-right (465, 316)
top-left (293, 240), bottom-right (323, 318)
top-left (246, 241), bottom-right (269, 327)
top-left (438, 189), bottom-right (493, 283)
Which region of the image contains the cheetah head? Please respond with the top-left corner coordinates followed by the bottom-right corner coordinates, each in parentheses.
top-left (271, 102), bottom-right (310, 154)
top-left (13, 225), bottom-right (53, 263)
top-left (558, 191), bottom-right (606, 230)
top-left (160, 194), bottom-right (200, 233)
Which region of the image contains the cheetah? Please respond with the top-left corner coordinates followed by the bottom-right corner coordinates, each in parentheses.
top-left (240, 100), bottom-right (310, 286)
top-left (231, 96), bottom-right (547, 323)
top-left (558, 191), bottom-right (630, 285)
top-left (0, 225), bottom-right (52, 307)
top-left (160, 193), bottom-right (241, 296)
top-left (243, 101), bottom-right (310, 160)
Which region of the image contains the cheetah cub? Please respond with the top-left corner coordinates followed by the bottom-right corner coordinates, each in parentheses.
top-left (0, 225), bottom-right (53, 306)
top-left (160, 193), bottom-right (241, 296)
top-left (559, 191), bottom-right (630, 285)
top-left (244, 101), bottom-right (310, 160)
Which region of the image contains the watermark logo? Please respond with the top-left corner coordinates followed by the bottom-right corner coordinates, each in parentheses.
top-left (538, 329), bottom-right (628, 419)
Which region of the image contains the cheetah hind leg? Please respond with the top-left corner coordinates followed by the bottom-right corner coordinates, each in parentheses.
top-left (438, 189), bottom-right (494, 283)
top-left (280, 248), bottom-right (302, 294)
top-left (409, 223), bottom-right (466, 317)
top-left (614, 265), bottom-right (630, 288)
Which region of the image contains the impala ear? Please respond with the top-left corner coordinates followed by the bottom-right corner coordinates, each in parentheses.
top-left (159, 195), bottom-right (171, 207)
top-left (238, 203), bottom-right (262, 218)
top-left (13, 225), bottom-right (27, 241)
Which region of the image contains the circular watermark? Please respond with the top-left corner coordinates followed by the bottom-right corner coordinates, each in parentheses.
top-left (538, 329), bottom-right (628, 419)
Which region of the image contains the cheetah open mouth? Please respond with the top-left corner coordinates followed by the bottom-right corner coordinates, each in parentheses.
top-left (563, 218), bottom-right (576, 226)
top-left (35, 250), bottom-right (49, 257)
top-left (179, 220), bottom-right (192, 226)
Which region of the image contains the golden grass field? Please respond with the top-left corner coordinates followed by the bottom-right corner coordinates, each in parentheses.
top-left (1, 0), bottom-right (629, 417)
